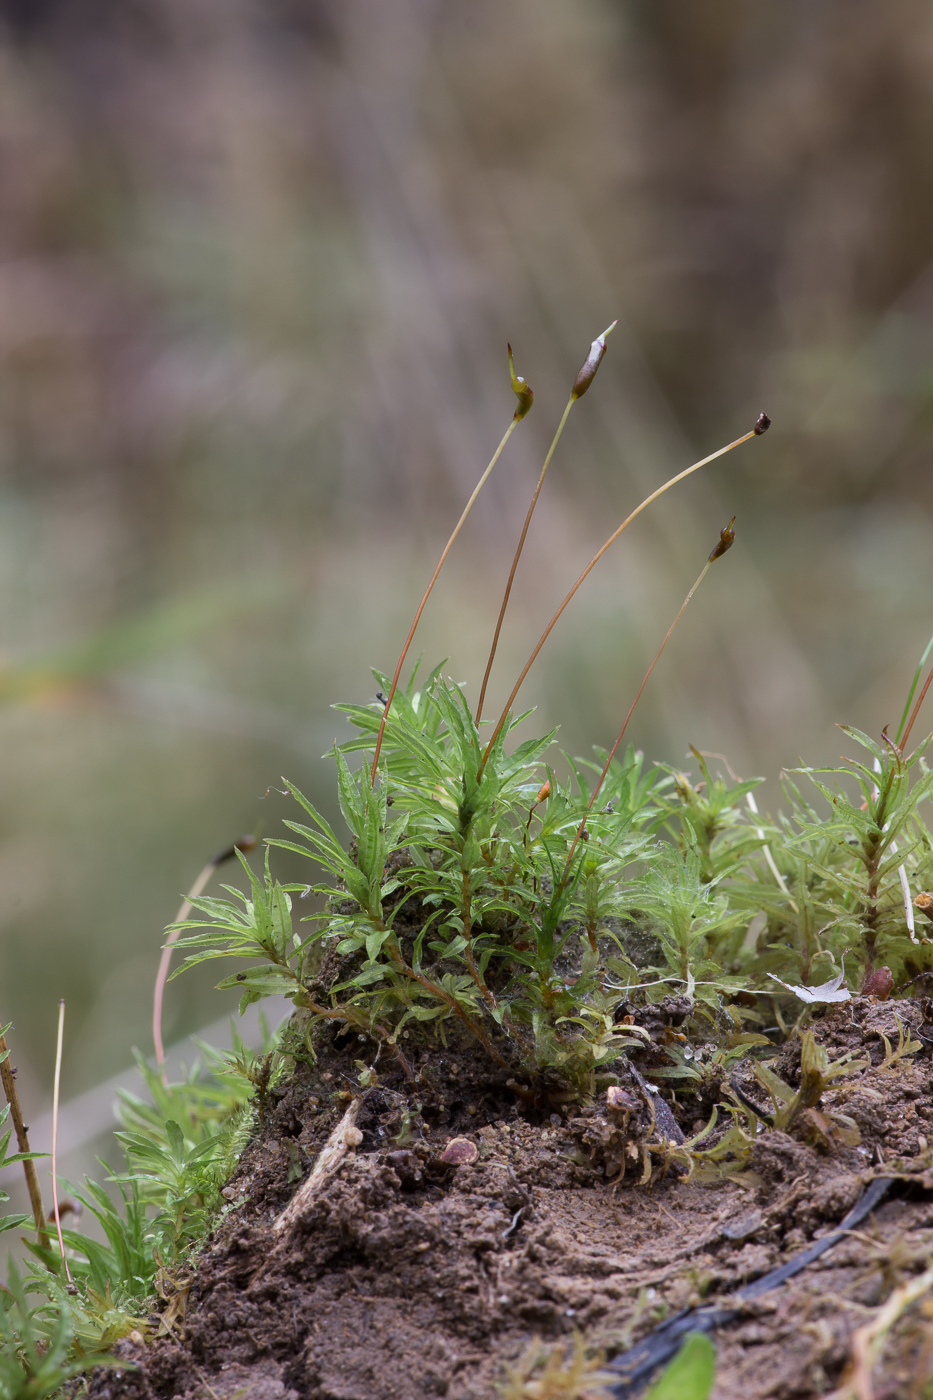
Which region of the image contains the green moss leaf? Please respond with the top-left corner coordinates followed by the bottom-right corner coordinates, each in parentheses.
top-left (644, 1332), bottom-right (716, 1400)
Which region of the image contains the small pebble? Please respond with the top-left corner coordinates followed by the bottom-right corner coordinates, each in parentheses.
top-left (440, 1137), bottom-right (478, 1165)
top-left (721, 1210), bottom-right (763, 1241)
top-left (861, 966), bottom-right (893, 999)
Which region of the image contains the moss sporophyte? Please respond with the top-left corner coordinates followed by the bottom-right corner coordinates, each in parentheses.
top-left (167, 330), bottom-right (781, 1103)
top-left (8, 327), bottom-right (933, 1397)
top-left (164, 340), bottom-right (933, 1092)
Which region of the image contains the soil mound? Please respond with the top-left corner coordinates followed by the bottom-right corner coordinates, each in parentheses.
top-left (91, 996), bottom-right (933, 1399)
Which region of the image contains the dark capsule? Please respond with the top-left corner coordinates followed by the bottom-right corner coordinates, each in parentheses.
top-left (709, 517), bottom-right (736, 562)
top-left (753, 412), bottom-right (771, 435)
top-left (211, 834), bottom-right (257, 866)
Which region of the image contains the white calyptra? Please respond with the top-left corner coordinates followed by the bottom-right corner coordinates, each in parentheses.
top-left (768, 962), bottom-right (850, 1004)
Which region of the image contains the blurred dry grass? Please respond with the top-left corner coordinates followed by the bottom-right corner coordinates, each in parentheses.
top-left (0, 0), bottom-right (932, 1112)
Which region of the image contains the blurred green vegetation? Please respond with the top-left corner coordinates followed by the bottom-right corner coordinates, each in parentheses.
top-left (0, 0), bottom-right (932, 1128)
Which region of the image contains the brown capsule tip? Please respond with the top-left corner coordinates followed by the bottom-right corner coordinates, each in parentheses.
top-left (915, 891), bottom-right (933, 918)
top-left (439, 1136), bottom-right (478, 1166)
top-left (535, 780), bottom-right (551, 804)
top-left (508, 343), bottom-right (534, 421)
top-left (861, 967), bottom-right (893, 1000)
top-left (571, 320), bottom-right (617, 400)
top-left (46, 1198), bottom-right (82, 1223)
top-left (753, 412), bottom-right (771, 435)
top-left (708, 517), bottom-right (736, 562)
top-left (211, 835), bottom-right (257, 866)
top-left (580, 827), bottom-right (590, 842)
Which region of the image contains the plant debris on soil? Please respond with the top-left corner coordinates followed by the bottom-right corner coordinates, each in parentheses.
top-left (89, 993), bottom-right (933, 1400)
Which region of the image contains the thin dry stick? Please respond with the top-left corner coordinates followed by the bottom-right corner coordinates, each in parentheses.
top-left (50, 998), bottom-right (74, 1288)
top-left (370, 347), bottom-right (534, 782)
top-left (480, 414), bottom-right (770, 770)
top-left (475, 322), bottom-right (616, 722)
top-left (0, 1025), bottom-right (49, 1247)
top-left (824, 1260), bottom-right (933, 1400)
top-left (153, 836), bottom-right (255, 1082)
top-left (272, 1097), bottom-right (363, 1237)
top-left (253, 1099), bottom-right (368, 1283)
top-left (562, 522), bottom-right (735, 880)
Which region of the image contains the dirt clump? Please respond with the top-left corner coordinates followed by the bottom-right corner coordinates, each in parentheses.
top-left (90, 997), bottom-right (933, 1399)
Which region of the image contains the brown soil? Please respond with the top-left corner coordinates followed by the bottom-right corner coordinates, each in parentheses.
top-left (91, 995), bottom-right (933, 1400)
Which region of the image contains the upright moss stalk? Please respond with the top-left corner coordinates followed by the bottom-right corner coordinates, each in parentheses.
top-left (370, 346), bottom-right (534, 782)
top-left (152, 836), bottom-right (255, 1081)
top-left (562, 519), bottom-right (737, 880)
top-left (897, 643), bottom-right (933, 754)
top-left (475, 322), bottom-right (616, 721)
top-left (50, 999), bottom-right (74, 1290)
top-left (480, 415), bottom-right (770, 770)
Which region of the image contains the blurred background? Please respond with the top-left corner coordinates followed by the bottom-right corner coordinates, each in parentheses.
top-left (2, 0), bottom-right (933, 1181)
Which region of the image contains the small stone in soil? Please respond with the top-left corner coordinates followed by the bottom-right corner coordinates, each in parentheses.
top-left (440, 1137), bottom-right (478, 1165)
